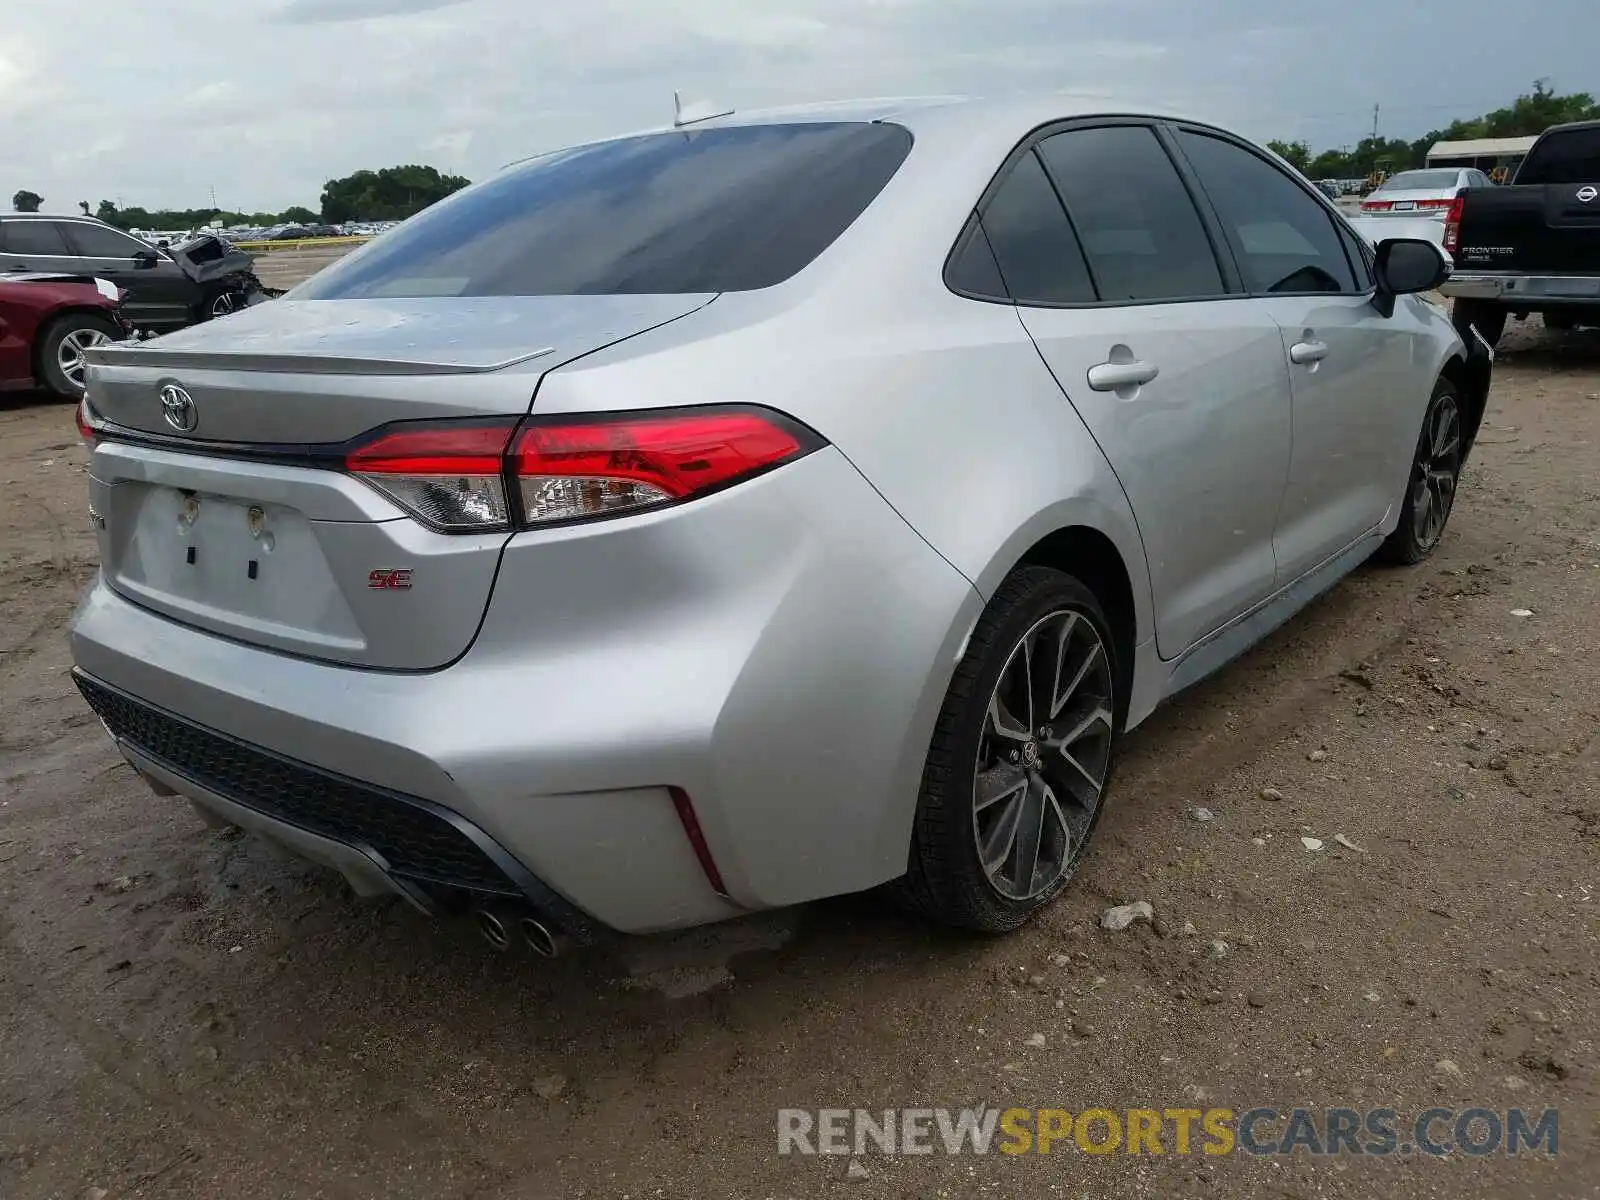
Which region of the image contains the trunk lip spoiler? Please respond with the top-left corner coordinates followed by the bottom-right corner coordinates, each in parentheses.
top-left (83, 343), bottom-right (557, 376)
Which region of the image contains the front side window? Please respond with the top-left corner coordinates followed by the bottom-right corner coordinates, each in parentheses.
top-left (1176, 131), bottom-right (1357, 296)
top-left (299, 122), bottom-right (913, 298)
top-left (0, 220), bottom-right (71, 256)
top-left (1037, 126), bottom-right (1225, 303)
top-left (1336, 222), bottom-right (1374, 291)
top-left (66, 222), bottom-right (149, 259)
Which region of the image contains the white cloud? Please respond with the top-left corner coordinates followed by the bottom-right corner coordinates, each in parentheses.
top-left (1, 0), bottom-right (1596, 214)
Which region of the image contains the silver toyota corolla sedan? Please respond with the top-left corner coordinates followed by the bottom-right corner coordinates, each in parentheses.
top-left (71, 97), bottom-right (1490, 948)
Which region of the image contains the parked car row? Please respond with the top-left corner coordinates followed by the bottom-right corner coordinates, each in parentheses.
top-left (0, 214), bottom-right (273, 335)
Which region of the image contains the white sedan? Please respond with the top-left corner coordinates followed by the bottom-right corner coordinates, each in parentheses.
top-left (1361, 168), bottom-right (1493, 218)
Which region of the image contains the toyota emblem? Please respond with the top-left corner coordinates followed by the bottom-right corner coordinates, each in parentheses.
top-left (1579, 186), bottom-right (1598, 204)
top-left (159, 384), bottom-right (198, 433)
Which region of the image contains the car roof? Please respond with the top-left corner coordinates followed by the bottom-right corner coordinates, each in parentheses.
top-left (1539, 119), bottom-right (1600, 136)
top-left (652, 93), bottom-right (1203, 137)
top-left (2, 213), bottom-right (118, 223)
top-left (500, 94), bottom-right (1221, 169)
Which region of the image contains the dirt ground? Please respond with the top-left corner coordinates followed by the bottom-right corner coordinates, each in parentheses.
top-left (251, 244), bottom-right (357, 292)
top-left (2, 309), bottom-right (1597, 1200)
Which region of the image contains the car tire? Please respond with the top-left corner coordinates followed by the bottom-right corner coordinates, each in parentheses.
top-left (1452, 299), bottom-right (1506, 350)
top-left (893, 566), bottom-right (1121, 933)
top-left (201, 288), bottom-right (243, 321)
top-left (1377, 377), bottom-right (1464, 566)
top-left (36, 312), bottom-right (120, 400)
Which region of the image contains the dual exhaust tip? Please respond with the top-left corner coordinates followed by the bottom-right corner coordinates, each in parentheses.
top-left (475, 908), bottom-right (562, 958)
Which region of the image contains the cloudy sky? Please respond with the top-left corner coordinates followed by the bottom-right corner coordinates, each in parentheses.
top-left (5, 0), bottom-right (1597, 213)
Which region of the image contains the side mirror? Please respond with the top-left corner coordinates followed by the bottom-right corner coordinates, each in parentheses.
top-left (1372, 238), bottom-right (1450, 316)
top-left (132, 249), bottom-right (159, 269)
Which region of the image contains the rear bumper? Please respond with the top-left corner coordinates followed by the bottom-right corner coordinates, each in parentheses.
top-left (1440, 272), bottom-right (1600, 303)
top-left (69, 447), bottom-right (982, 935)
top-left (75, 672), bottom-right (604, 938)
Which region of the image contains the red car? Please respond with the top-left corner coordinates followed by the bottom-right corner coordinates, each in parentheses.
top-left (0, 272), bottom-right (133, 399)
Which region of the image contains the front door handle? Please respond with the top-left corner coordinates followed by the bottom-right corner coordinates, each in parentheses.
top-left (1087, 359), bottom-right (1160, 392)
top-left (1289, 339), bottom-right (1330, 365)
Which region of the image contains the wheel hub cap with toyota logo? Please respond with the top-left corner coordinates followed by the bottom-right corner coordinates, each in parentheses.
top-left (159, 384), bottom-right (198, 432)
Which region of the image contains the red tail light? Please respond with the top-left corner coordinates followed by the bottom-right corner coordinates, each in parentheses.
top-left (345, 420), bottom-right (517, 531)
top-left (1362, 200), bottom-right (1393, 212)
top-left (1416, 198), bottom-right (1454, 210)
top-left (510, 408), bottom-right (815, 526)
top-left (1442, 194), bottom-right (1466, 254)
top-left (76, 395), bottom-right (102, 447)
top-left (343, 407), bottom-right (821, 532)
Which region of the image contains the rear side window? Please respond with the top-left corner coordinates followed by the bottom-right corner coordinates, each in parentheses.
top-left (1382, 170), bottom-right (1463, 191)
top-left (1516, 127), bottom-right (1600, 184)
top-left (299, 122), bottom-right (913, 298)
top-left (968, 150), bottom-right (1096, 305)
top-left (1176, 131), bottom-right (1357, 296)
top-left (65, 222), bottom-right (147, 258)
top-left (945, 218), bottom-right (1008, 299)
top-left (0, 220), bottom-right (71, 256)
top-left (1037, 127), bottom-right (1225, 303)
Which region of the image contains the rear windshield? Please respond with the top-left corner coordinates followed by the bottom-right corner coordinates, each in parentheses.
top-left (1378, 170), bottom-right (1460, 192)
top-left (298, 122), bottom-right (913, 299)
top-left (1516, 127), bottom-right (1600, 184)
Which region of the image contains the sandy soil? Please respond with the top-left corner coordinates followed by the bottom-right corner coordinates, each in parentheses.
top-left (1, 314), bottom-right (1596, 1199)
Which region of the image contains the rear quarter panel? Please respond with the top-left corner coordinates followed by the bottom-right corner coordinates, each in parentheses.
top-left (525, 103), bottom-right (1157, 647)
top-left (531, 289), bottom-right (1154, 644)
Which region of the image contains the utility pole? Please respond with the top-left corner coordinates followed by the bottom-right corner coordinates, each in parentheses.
top-left (1372, 104), bottom-right (1380, 141)
top-left (210, 185), bottom-right (219, 211)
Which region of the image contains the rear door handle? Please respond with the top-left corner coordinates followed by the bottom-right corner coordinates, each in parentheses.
top-left (1087, 360), bottom-right (1159, 391)
top-left (1289, 339), bottom-right (1330, 365)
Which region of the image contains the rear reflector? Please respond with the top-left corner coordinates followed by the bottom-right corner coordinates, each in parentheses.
top-left (669, 786), bottom-right (729, 896)
top-left (342, 407), bottom-right (822, 532)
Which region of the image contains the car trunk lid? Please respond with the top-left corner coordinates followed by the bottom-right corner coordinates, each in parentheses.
top-left (82, 293), bottom-right (713, 670)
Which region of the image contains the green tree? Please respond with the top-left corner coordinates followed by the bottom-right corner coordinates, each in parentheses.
top-left (1479, 79), bottom-right (1600, 136)
top-left (1310, 149), bottom-right (1353, 179)
top-left (12, 189), bottom-right (42, 212)
top-left (96, 200), bottom-right (122, 226)
top-left (319, 165), bottom-right (470, 223)
top-left (1267, 140), bottom-right (1312, 173)
top-left (278, 205), bottom-right (318, 225)
top-left (1276, 81), bottom-right (1600, 181)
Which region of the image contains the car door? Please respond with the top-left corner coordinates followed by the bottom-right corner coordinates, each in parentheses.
top-left (0, 218), bottom-right (80, 273)
top-left (61, 221), bottom-right (194, 331)
top-left (978, 123), bottom-right (1293, 659)
top-left (1171, 128), bottom-right (1417, 585)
